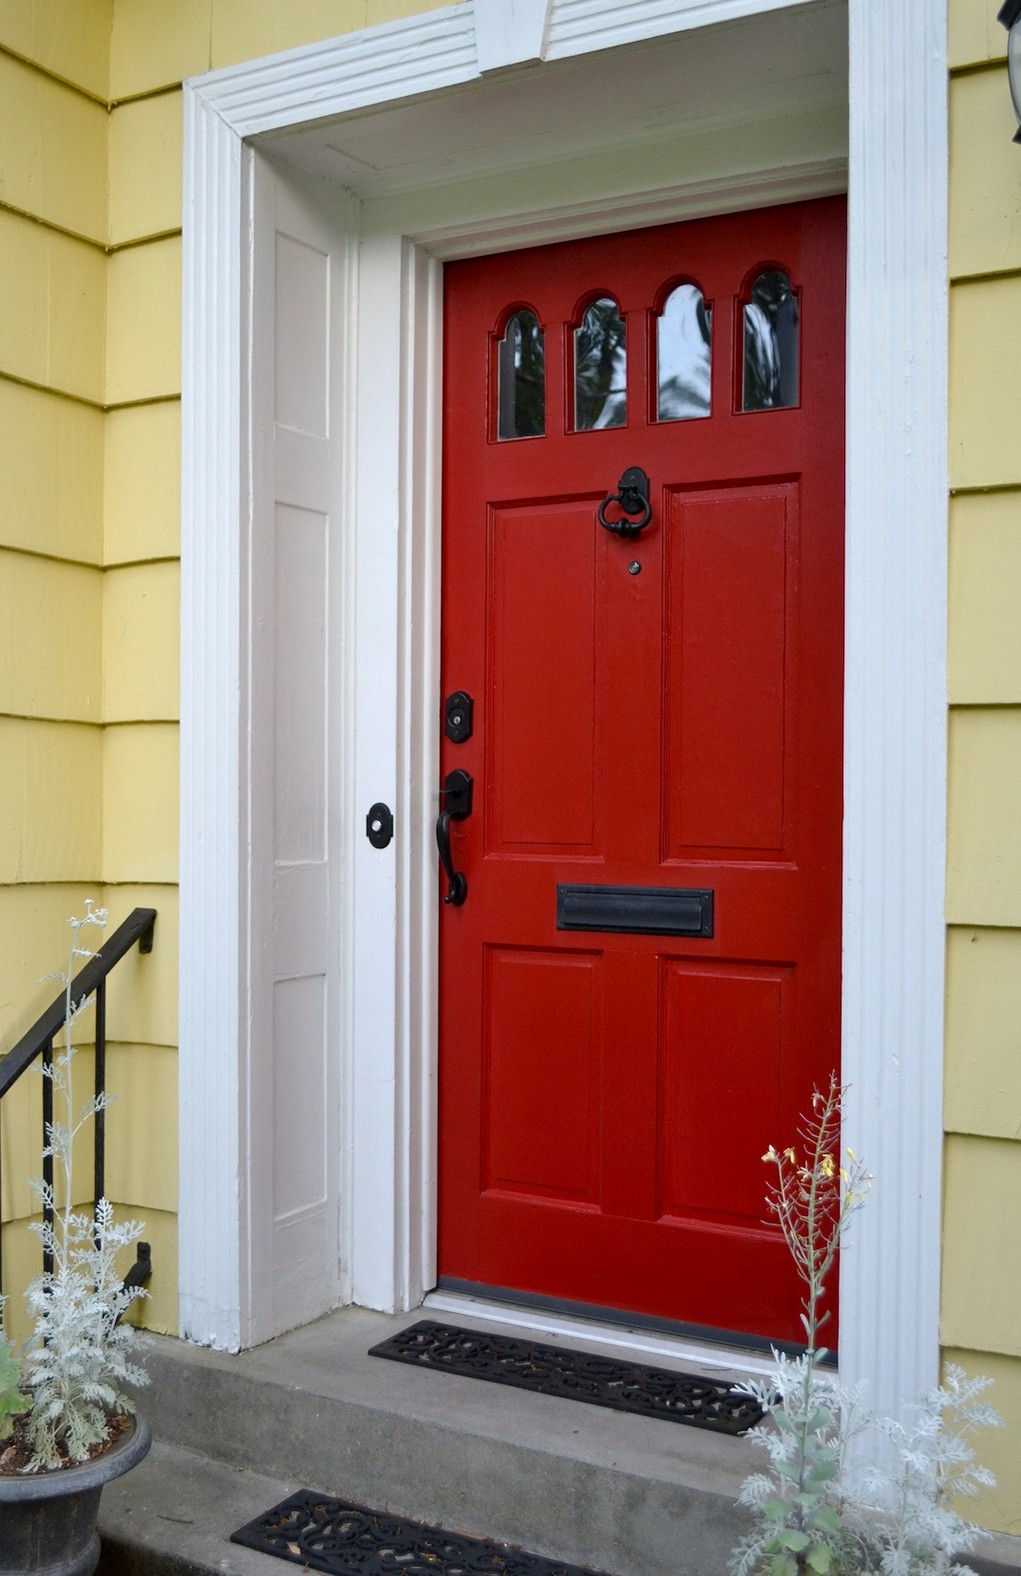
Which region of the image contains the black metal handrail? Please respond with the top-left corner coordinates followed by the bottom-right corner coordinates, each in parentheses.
top-left (0, 906), bottom-right (156, 1300)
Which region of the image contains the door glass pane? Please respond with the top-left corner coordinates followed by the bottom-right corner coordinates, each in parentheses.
top-left (742, 270), bottom-right (799, 411)
top-left (497, 310), bottom-right (545, 440)
top-left (656, 283), bottom-right (711, 421)
top-left (574, 298), bottom-right (626, 430)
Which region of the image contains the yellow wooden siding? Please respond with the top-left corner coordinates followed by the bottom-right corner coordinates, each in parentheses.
top-left (105, 237), bottom-right (182, 406)
top-left (0, 211), bottom-right (106, 404)
top-left (943, 1350), bottom-right (1021, 1536)
top-left (944, 1137), bottom-right (1021, 1358)
top-left (0, 53), bottom-right (107, 241)
top-left (946, 13), bottom-right (1021, 1533)
top-left (950, 2), bottom-right (1006, 70)
top-left (950, 277), bottom-right (1021, 490)
top-left (103, 562), bottom-right (181, 722)
top-left (946, 927), bottom-right (1021, 1139)
top-left (104, 403), bottom-right (181, 565)
top-left (0, 552), bottom-right (102, 721)
top-left (103, 884), bottom-right (179, 1049)
top-left (0, 382), bottom-right (104, 562)
top-left (947, 709), bottom-right (1021, 928)
top-left (0, 0), bottom-right (112, 100)
top-left (105, 1043), bottom-right (178, 1212)
top-left (108, 92), bottom-right (183, 247)
top-left (950, 69), bottom-right (1021, 278)
top-left (102, 724), bottom-right (179, 885)
top-left (0, 884), bottom-right (110, 1050)
top-left (0, 719), bottom-right (102, 884)
top-left (949, 492), bottom-right (1021, 704)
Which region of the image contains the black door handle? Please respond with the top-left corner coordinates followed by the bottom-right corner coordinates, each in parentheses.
top-left (437, 769), bottom-right (473, 906)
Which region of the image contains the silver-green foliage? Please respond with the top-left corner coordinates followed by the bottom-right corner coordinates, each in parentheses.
top-left (21, 1196), bottom-right (148, 1470)
top-left (729, 1079), bottom-right (1000, 1576)
top-left (731, 1357), bottom-right (999, 1576)
top-left (2, 903), bottom-right (148, 1471)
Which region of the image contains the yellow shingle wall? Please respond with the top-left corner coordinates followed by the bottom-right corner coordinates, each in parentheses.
top-left (946, 1), bottom-right (1021, 1536)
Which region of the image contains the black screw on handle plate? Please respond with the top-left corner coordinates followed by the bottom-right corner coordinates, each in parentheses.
top-left (597, 465), bottom-right (652, 538)
top-left (436, 769), bottom-right (473, 906)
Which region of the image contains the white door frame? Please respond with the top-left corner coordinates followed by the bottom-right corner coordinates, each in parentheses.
top-left (179, 0), bottom-right (948, 1423)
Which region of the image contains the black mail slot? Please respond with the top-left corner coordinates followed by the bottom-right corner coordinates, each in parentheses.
top-left (556, 884), bottom-right (714, 937)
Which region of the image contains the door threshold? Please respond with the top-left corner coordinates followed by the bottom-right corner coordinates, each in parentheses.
top-left (423, 1288), bottom-right (782, 1381)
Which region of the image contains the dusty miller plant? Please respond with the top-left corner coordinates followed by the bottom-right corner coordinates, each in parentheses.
top-left (729, 1076), bottom-right (1000, 1576)
top-left (1, 902), bottom-right (148, 1472)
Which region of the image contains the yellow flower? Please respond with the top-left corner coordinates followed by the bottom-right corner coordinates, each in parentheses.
top-left (785, 1147), bottom-right (796, 1163)
top-left (762, 1145), bottom-right (778, 1162)
top-left (821, 1154), bottom-right (836, 1179)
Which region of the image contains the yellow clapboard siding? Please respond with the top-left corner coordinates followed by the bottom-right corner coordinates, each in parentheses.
top-left (121, 1206), bottom-right (178, 1335)
top-left (109, 0), bottom-right (215, 100)
top-left (103, 724), bottom-right (179, 885)
top-left (0, 552), bottom-right (102, 722)
top-left (951, 278), bottom-right (1021, 490)
top-left (942, 1349), bottom-right (1021, 1535)
top-left (104, 1043), bottom-right (177, 1211)
top-left (0, 54), bottom-right (107, 243)
top-left (0, 381), bottom-right (103, 561)
top-left (950, 4), bottom-right (1007, 70)
top-left (949, 492), bottom-right (1021, 703)
top-left (0, 718), bottom-right (102, 884)
top-left (102, 885), bottom-right (178, 1049)
top-left (947, 708), bottom-right (1021, 926)
top-left (943, 1136), bottom-right (1021, 1360)
top-left (103, 562), bottom-right (180, 723)
top-left (946, 927), bottom-right (1021, 1138)
top-left (108, 92), bottom-right (183, 248)
top-left (0, 211), bottom-right (105, 405)
top-left (367, 0), bottom-right (451, 26)
top-left (104, 401), bottom-right (181, 565)
top-left (950, 70), bottom-right (1021, 281)
top-left (105, 237), bottom-right (182, 406)
top-left (0, 0), bottom-right (112, 101)
top-left (0, 884), bottom-right (106, 1052)
top-left (210, 0), bottom-right (370, 68)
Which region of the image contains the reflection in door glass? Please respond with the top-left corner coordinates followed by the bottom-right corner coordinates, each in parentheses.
top-left (574, 298), bottom-right (627, 430)
top-left (742, 270), bottom-right (799, 411)
top-left (656, 284), bottom-right (711, 421)
top-left (497, 310), bottom-right (545, 440)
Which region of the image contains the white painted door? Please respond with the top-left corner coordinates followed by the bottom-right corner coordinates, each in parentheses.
top-left (244, 158), bottom-right (357, 1343)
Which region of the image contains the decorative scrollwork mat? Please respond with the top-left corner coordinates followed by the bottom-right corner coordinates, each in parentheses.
top-left (368, 1319), bottom-right (763, 1435)
top-left (231, 1491), bottom-right (606, 1576)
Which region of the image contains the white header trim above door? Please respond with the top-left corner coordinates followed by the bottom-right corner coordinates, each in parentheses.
top-left (180, 0), bottom-right (947, 1424)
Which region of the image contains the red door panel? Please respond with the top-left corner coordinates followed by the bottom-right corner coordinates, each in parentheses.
top-left (438, 199), bottom-right (846, 1346)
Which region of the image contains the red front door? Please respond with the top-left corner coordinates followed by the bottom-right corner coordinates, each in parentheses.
top-left (438, 199), bottom-right (845, 1346)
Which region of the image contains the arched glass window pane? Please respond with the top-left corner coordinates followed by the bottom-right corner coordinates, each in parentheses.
top-left (742, 270), bottom-right (799, 411)
top-left (497, 311), bottom-right (545, 440)
top-left (574, 298), bottom-right (626, 431)
top-left (656, 283), bottom-right (711, 421)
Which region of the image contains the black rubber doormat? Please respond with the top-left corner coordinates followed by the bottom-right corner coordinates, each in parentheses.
top-left (231, 1491), bottom-right (608, 1576)
top-left (368, 1319), bottom-right (762, 1435)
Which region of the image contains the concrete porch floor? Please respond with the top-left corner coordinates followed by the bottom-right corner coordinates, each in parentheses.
top-left (95, 1302), bottom-right (1021, 1576)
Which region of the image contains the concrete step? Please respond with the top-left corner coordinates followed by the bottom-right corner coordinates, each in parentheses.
top-left (96, 1303), bottom-right (761, 1575)
top-left (94, 1302), bottom-right (1021, 1576)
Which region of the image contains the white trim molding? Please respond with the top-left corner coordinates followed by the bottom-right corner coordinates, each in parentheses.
top-left (180, 0), bottom-right (948, 1425)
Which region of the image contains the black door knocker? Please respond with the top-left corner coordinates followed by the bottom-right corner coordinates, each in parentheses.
top-left (597, 465), bottom-right (652, 539)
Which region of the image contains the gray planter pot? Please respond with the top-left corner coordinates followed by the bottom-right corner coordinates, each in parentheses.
top-left (0, 1413), bottom-right (151, 1576)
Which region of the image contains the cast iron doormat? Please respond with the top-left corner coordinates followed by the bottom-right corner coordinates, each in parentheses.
top-left (368, 1319), bottom-right (763, 1435)
top-left (231, 1491), bottom-right (608, 1576)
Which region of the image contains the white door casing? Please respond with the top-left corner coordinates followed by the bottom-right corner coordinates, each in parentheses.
top-left (179, 0), bottom-right (948, 1428)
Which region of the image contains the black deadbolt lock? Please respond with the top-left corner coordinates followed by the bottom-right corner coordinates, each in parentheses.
top-left (445, 690), bottom-right (474, 744)
top-left (366, 802), bottom-right (394, 849)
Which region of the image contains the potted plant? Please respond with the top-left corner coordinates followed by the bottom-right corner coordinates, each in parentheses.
top-left (0, 903), bottom-right (150, 1576)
